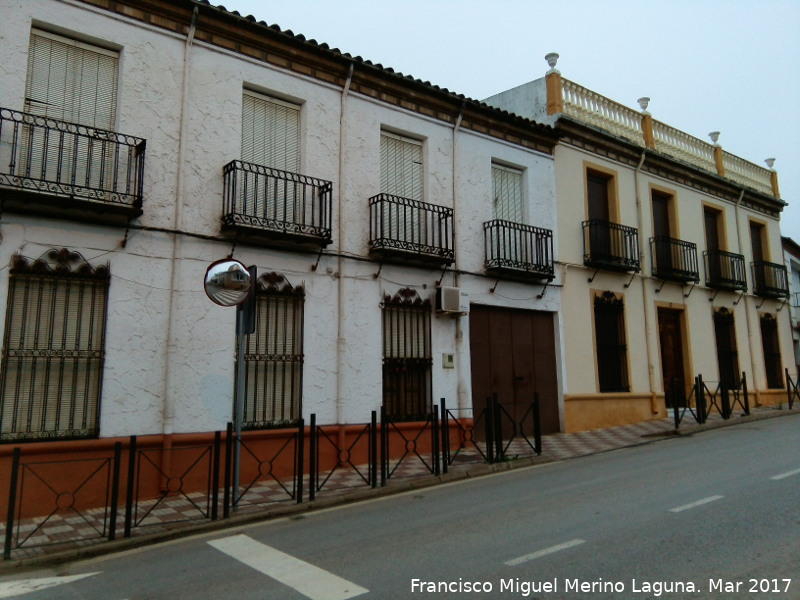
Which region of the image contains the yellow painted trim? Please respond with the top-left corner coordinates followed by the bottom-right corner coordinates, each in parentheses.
top-left (546, 71), bottom-right (563, 115)
top-left (641, 113), bottom-right (655, 148)
top-left (770, 171), bottom-right (781, 199)
top-left (713, 145), bottom-right (725, 176)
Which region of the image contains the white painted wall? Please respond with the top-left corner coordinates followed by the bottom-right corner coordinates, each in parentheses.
top-left (0, 0), bottom-right (561, 437)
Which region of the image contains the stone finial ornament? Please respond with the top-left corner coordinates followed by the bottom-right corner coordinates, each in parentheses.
top-left (545, 52), bottom-right (560, 74)
top-left (708, 131), bottom-right (721, 145)
top-left (637, 97), bottom-right (650, 114)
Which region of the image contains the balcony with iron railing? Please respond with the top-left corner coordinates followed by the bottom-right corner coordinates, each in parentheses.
top-left (582, 219), bottom-right (640, 273)
top-left (484, 219), bottom-right (554, 281)
top-left (751, 260), bottom-right (789, 299)
top-left (222, 160), bottom-right (332, 250)
top-left (704, 250), bottom-right (747, 292)
top-left (649, 236), bottom-right (700, 283)
top-left (369, 194), bottom-right (454, 266)
top-left (0, 107), bottom-right (145, 224)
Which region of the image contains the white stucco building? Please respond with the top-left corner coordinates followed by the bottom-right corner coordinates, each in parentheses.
top-left (0, 0), bottom-right (563, 457)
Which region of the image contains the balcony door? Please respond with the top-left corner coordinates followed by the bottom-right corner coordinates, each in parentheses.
top-left (23, 29), bottom-right (119, 190)
top-left (241, 91), bottom-right (301, 224)
top-left (652, 191), bottom-right (673, 274)
top-left (750, 222), bottom-right (767, 293)
top-left (587, 171), bottom-right (612, 261)
top-left (492, 163), bottom-right (526, 262)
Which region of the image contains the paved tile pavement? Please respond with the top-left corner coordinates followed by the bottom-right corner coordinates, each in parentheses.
top-left (1, 406), bottom-right (793, 565)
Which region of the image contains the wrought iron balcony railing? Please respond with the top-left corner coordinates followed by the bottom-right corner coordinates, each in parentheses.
top-left (0, 107), bottom-right (145, 222)
top-left (222, 160), bottom-right (332, 249)
top-left (751, 260), bottom-right (789, 298)
top-left (484, 219), bottom-right (554, 280)
top-left (582, 219), bottom-right (640, 273)
top-left (649, 236), bottom-right (700, 283)
top-left (793, 291), bottom-right (800, 309)
top-left (704, 249), bottom-right (747, 291)
top-left (369, 194), bottom-right (454, 265)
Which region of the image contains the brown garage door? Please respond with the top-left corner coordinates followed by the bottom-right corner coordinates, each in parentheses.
top-left (469, 305), bottom-right (560, 435)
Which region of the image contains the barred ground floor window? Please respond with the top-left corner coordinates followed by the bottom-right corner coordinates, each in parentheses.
top-left (237, 272), bottom-right (304, 429)
top-left (382, 288), bottom-right (432, 420)
top-left (593, 291), bottom-right (629, 393)
top-left (0, 249), bottom-right (110, 442)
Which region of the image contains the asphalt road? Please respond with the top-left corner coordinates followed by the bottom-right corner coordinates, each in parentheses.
top-left (2, 414), bottom-right (799, 600)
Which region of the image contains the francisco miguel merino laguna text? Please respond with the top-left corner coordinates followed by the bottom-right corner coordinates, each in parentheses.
top-left (410, 577), bottom-right (701, 596)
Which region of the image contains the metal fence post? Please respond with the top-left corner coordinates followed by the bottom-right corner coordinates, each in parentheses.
top-left (533, 393), bottom-right (542, 456)
top-left (380, 405), bottom-right (387, 486)
top-left (697, 375), bottom-right (706, 424)
top-left (3, 447), bottom-right (21, 560)
top-left (309, 414), bottom-right (317, 501)
top-left (124, 435), bottom-right (137, 538)
top-left (440, 400), bottom-right (449, 475)
top-left (223, 422), bottom-right (233, 519)
top-left (432, 404), bottom-right (440, 476)
top-left (211, 431), bottom-right (221, 521)
top-left (493, 394), bottom-right (503, 462)
top-left (296, 418), bottom-right (305, 504)
top-left (370, 410), bottom-right (378, 488)
top-left (108, 442), bottom-right (122, 541)
top-left (741, 372), bottom-right (750, 415)
top-left (484, 397), bottom-right (495, 464)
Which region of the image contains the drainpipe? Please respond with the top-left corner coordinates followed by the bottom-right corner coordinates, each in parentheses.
top-left (159, 5), bottom-right (198, 481)
top-left (336, 63), bottom-right (354, 451)
top-left (633, 150), bottom-right (659, 414)
top-left (452, 103), bottom-right (465, 409)
top-left (733, 188), bottom-right (759, 402)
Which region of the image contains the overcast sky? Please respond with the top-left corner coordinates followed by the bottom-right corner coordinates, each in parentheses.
top-left (217, 0), bottom-right (800, 244)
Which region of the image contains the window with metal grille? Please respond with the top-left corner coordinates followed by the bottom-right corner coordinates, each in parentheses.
top-left (759, 313), bottom-right (783, 389)
top-left (713, 308), bottom-right (740, 388)
top-left (593, 291), bottom-right (630, 393)
top-left (0, 249), bottom-right (110, 442)
top-left (492, 163), bottom-right (524, 223)
top-left (382, 288), bottom-right (432, 420)
top-left (237, 273), bottom-right (304, 429)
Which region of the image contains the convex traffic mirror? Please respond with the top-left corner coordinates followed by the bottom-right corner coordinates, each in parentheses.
top-left (203, 259), bottom-right (252, 306)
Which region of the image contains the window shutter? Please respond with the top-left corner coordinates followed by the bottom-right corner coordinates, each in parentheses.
top-left (241, 91), bottom-right (300, 173)
top-left (380, 132), bottom-right (423, 200)
top-left (26, 29), bottom-right (118, 130)
top-left (492, 163), bottom-right (524, 223)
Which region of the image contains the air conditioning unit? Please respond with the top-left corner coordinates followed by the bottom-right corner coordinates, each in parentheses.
top-left (436, 286), bottom-right (469, 315)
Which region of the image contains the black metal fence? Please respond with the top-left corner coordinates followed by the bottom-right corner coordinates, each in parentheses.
top-left (787, 369), bottom-right (799, 410)
top-left (3, 398), bottom-right (543, 559)
top-left (0, 106), bottom-right (146, 211)
top-left (671, 372), bottom-right (750, 428)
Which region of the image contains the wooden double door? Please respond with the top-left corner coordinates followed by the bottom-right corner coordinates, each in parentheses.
top-left (469, 306), bottom-right (560, 435)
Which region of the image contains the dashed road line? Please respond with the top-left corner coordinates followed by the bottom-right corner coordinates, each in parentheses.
top-left (505, 539), bottom-right (586, 566)
top-left (208, 534), bottom-right (368, 600)
top-left (770, 468), bottom-right (800, 481)
top-left (0, 573), bottom-right (99, 598)
top-left (669, 495), bottom-right (724, 513)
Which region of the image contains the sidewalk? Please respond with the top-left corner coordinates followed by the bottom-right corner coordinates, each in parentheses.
top-left (2, 405), bottom-right (796, 570)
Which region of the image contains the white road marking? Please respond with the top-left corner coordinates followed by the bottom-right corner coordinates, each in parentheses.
top-left (504, 539), bottom-right (586, 566)
top-left (770, 467), bottom-right (800, 480)
top-left (669, 495), bottom-right (724, 513)
top-left (0, 572), bottom-right (99, 598)
top-left (208, 534), bottom-right (368, 600)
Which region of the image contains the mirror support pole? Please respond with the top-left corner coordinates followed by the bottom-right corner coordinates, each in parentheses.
top-left (232, 266), bottom-right (256, 509)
